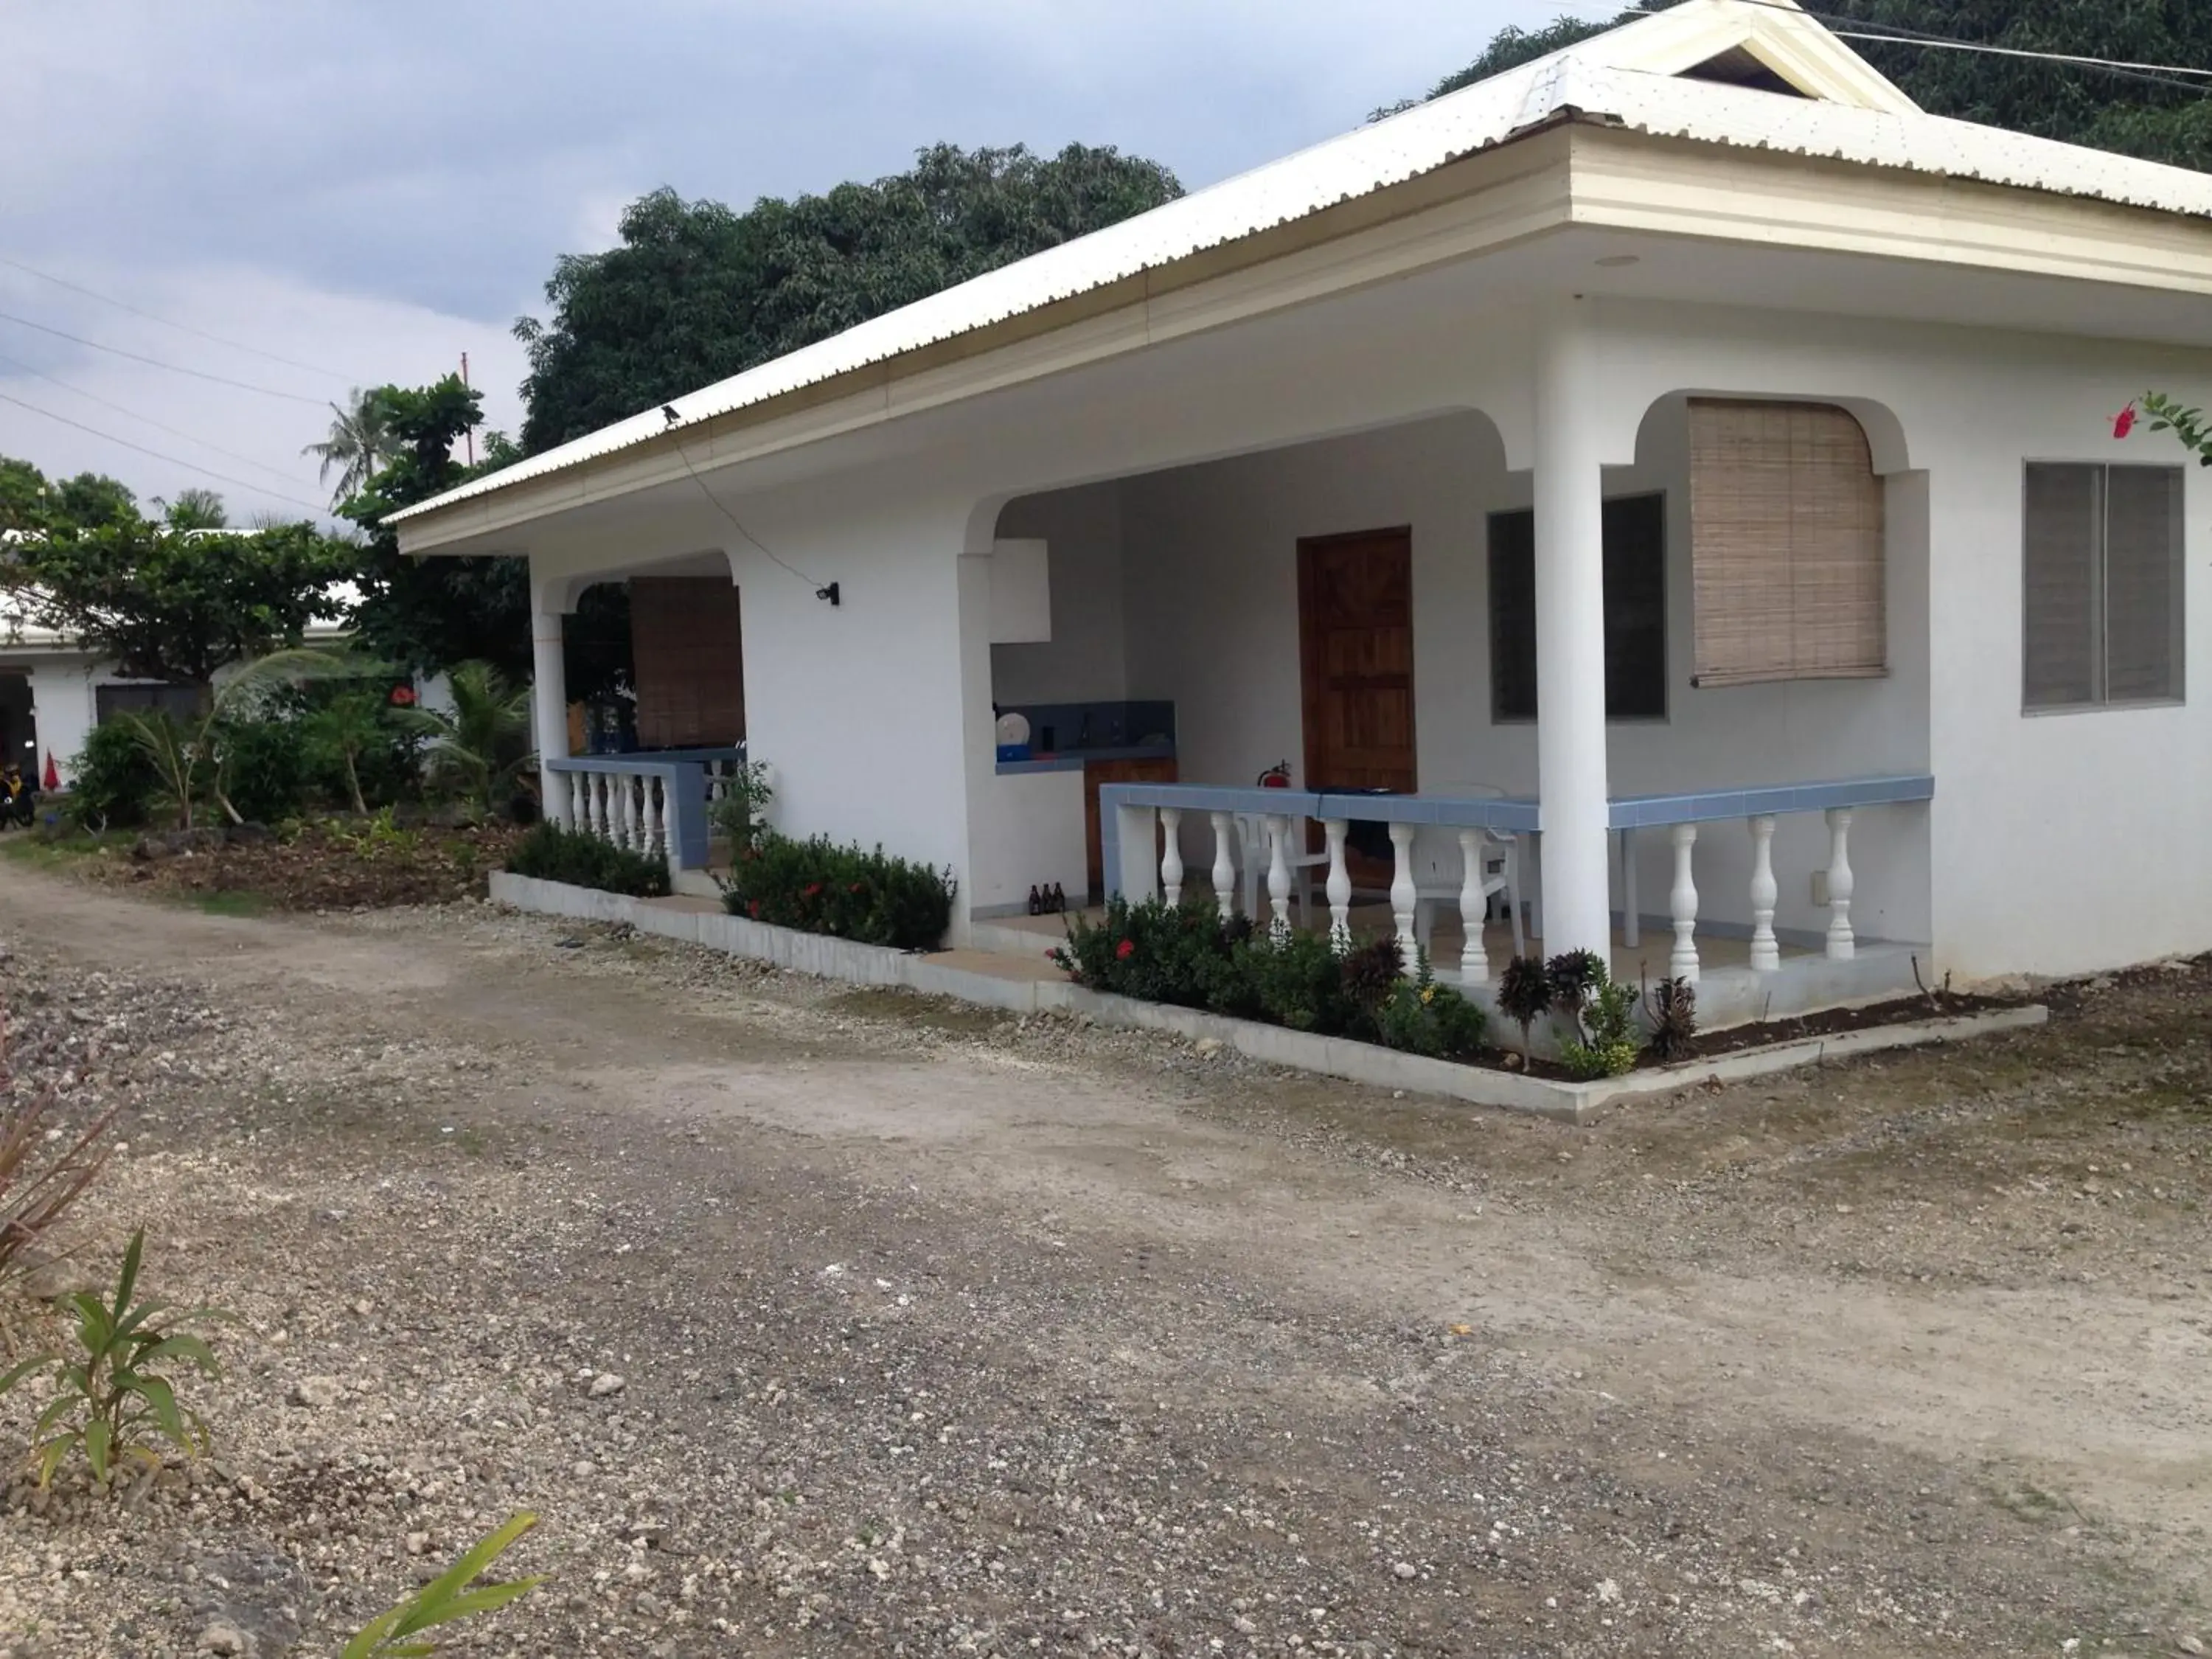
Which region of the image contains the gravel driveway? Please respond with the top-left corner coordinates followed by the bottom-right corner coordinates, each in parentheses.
top-left (0, 868), bottom-right (2205, 1658)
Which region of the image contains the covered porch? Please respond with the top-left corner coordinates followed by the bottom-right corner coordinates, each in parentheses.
top-left (962, 369), bottom-right (1933, 1023)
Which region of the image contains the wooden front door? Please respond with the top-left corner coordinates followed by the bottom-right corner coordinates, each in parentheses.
top-left (1298, 528), bottom-right (1417, 798)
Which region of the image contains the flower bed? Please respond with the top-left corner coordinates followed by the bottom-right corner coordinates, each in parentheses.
top-left (1050, 897), bottom-right (1489, 1062)
top-left (722, 832), bottom-right (956, 952)
top-left (505, 822), bottom-right (671, 898)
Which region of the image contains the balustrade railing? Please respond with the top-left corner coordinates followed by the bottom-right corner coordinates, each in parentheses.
top-left (1101, 775), bottom-right (1933, 984)
top-left (546, 750), bottom-right (740, 871)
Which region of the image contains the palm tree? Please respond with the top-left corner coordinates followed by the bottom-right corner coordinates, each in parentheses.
top-left (155, 488), bottom-right (227, 530)
top-left (302, 388), bottom-right (398, 507)
top-left (398, 661), bottom-right (532, 814)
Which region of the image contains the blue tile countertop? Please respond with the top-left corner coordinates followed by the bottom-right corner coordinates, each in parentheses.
top-left (997, 742), bottom-right (1176, 776)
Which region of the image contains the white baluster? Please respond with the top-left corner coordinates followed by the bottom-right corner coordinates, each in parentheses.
top-left (1457, 829), bottom-right (1489, 984)
top-left (1324, 818), bottom-right (1352, 951)
top-left (1265, 814), bottom-right (1293, 937)
top-left (1825, 808), bottom-right (1856, 961)
top-left (594, 775), bottom-right (612, 843)
top-left (1160, 807), bottom-right (1184, 906)
top-left (583, 775), bottom-right (602, 840)
top-left (644, 776), bottom-right (666, 858)
top-left (1668, 823), bottom-right (1700, 982)
top-left (1747, 814), bottom-right (1780, 971)
top-left (1210, 813), bottom-right (1237, 921)
top-left (569, 773), bottom-right (586, 834)
top-left (1388, 822), bottom-right (1417, 973)
top-left (620, 773), bottom-right (640, 850)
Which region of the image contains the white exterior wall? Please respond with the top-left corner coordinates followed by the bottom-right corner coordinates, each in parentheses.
top-left (498, 292), bottom-right (2212, 983)
top-left (990, 484), bottom-right (1129, 706)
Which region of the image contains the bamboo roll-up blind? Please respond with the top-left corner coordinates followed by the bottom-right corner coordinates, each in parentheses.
top-left (1690, 399), bottom-right (1886, 686)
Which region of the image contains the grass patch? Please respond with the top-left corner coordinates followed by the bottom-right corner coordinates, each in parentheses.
top-left (831, 986), bottom-right (1015, 1037)
top-left (0, 831), bottom-right (125, 871)
top-left (184, 889), bottom-right (274, 919)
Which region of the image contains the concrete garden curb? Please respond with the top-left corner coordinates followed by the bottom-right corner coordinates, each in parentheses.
top-left (490, 874), bottom-right (2050, 1123)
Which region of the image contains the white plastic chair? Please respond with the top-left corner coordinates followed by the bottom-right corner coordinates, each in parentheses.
top-left (1406, 785), bottom-right (1526, 965)
top-left (1235, 812), bottom-right (1327, 925)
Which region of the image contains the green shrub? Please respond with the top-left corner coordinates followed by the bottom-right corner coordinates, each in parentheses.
top-left (1548, 950), bottom-right (1640, 1079)
top-left (1372, 953), bottom-right (1490, 1060)
top-left (725, 832), bottom-right (955, 950)
top-left (68, 721), bottom-right (163, 830)
top-left (1053, 903), bottom-right (1489, 1060)
top-left (212, 716), bottom-right (307, 825)
top-left (1051, 895), bottom-right (1248, 1006)
top-left (506, 822), bottom-right (672, 897)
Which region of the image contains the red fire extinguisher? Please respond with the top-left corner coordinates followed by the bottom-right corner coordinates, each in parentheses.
top-left (1258, 760), bottom-right (1291, 789)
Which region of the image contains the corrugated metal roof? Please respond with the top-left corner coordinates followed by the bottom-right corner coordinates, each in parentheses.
top-left (394, 6), bottom-right (2212, 526)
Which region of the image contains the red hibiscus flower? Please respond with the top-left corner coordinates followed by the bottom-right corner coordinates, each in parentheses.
top-left (1115, 939), bottom-right (1135, 960)
top-left (746, 900), bottom-right (761, 918)
top-left (2114, 403), bottom-right (2138, 440)
top-left (803, 881), bottom-right (824, 898)
top-left (388, 684), bottom-right (417, 706)
top-left (849, 881), bottom-right (865, 894)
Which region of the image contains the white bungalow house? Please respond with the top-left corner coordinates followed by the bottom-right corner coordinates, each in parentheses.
top-left (392, 0), bottom-right (2212, 1023)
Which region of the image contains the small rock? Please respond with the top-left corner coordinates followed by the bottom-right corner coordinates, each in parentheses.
top-left (197, 1622), bottom-right (249, 1657)
top-left (1194, 1037), bottom-right (1223, 1057)
top-left (289, 1377), bottom-right (343, 1410)
top-left (1391, 1562), bottom-right (1417, 1581)
top-left (589, 1373), bottom-right (627, 1399)
top-left (405, 1532), bottom-right (430, 1557)
top-left (2177, 1635), bottom-right (2205, 1657)
top-left (18, 1251), bottom-right (98, 1301)
top-left (572, 1460), bottom-right (598, 1478)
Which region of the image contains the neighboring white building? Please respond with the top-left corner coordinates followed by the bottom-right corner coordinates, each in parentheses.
top-left (0, 587), bottom-right (352, 786)
top-left (392, 0), bottom-right (2212, 1016)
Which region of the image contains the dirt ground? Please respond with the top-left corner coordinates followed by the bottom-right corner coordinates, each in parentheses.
top-left (0, 865), bottom-right (2205, 1658)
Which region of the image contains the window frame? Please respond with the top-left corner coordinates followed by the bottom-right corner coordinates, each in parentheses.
top-left (2020, 459), bottom-right (2187, 717)
top-left (1487, 490), bottom-right (1671, 727)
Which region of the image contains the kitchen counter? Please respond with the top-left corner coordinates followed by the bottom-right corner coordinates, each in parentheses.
top-left (995, 742), bottom-right (1176, 776)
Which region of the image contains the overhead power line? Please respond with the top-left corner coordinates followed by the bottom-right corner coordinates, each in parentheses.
top-left (1726, 0), bottom-right (2212, 97)
top-left (0, 254), bottom-right (360, 382)
top-left (0, 350), bottom-right (307, 484)
top-left (1544, 1), bottom-right (2212, 97)
top-left (0, 386), bottom-right (329, 515)
top-left (0, 310), bottom-right (327, 406)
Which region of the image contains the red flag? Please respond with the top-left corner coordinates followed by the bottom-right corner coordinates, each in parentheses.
top-left (41, 752), bottom-right (58, 792)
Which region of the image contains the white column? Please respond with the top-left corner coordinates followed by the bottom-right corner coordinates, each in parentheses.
top-left (1324, 818), bottom-right (1352, 950)
top-left (1824, 808), bottom-right (1856, 960)
top-left (644, 776), bottom-right (666, 858)
top-left (1114, 803), bottom-right (1158, 902)
top-left (1618, 828), bottom-right (1639, 949)
top-left (1668, 822), bottom-right (1700, 983)
top-left (1210, 813), bottom-right (1237, 922)
top-left (1747, 814), bottom-right (1780, 971)
top-left (1457, 830), bottom-right (1489, 985)
top-left (1532, 305), bottom-right (1613, 963)
top-left (1265, 814), bottom-right (1293, 937)
top-left (1159, 807), bottom-right (1184, 906)
top-left (531, 596), bottom-right (569, 829)
top-left (1388, 821), bottom-right (1417, 971)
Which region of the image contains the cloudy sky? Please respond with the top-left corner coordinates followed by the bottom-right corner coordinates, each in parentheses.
top-left (1, 0), bottom-right (1589, 522)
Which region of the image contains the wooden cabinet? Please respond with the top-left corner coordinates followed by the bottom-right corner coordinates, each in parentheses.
top-left (1084, 756), bottom-right (1178, 900)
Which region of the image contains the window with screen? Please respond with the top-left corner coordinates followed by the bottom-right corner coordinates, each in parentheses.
top-left (2023, 462), bottom-right (2183, 711)
top-left (1488, 492), bottom-right (1668, 723)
